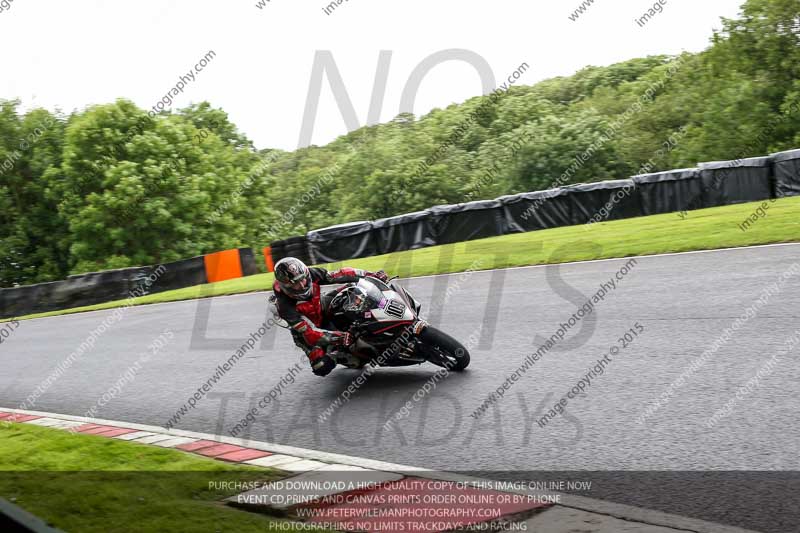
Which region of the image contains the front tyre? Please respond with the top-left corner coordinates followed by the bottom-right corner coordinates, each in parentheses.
top-left (417, 326), bottom-right (470, 371)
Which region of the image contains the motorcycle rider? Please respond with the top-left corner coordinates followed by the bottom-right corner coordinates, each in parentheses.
top-left (271, 257), bottom-right (389, 376)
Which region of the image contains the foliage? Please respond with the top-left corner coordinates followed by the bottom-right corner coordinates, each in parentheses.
top-left (1, 0), bottom-right (798, 286)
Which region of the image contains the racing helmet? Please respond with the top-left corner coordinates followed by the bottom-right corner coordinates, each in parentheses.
top-left (274, 257), bottom-right (312, 299)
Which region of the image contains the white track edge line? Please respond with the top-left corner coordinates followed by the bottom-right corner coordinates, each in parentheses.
top-left (1, 406), bottom-right (759, 533)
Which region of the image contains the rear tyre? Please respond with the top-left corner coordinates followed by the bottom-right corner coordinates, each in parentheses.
top-left (417, 326), bottom-right (470, 371)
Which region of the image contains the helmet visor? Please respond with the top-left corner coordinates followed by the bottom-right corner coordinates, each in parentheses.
top-left (344, 286), bottom-right (370, 313)
top-left (286, 276), bottom-right (309, 292)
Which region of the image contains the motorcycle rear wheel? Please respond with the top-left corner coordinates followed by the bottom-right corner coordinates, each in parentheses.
top-left (417, 326), bottom-right (470, 371)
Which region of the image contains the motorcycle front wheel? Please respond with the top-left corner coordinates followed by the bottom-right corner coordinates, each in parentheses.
top-left (416, 326), bottom-right (470, 371)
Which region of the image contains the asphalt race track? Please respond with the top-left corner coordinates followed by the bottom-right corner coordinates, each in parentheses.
top-left (3, 243), bottom-right (800, 532)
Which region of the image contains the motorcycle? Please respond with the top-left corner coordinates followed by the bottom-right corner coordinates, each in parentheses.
top-left (272, 276), bottom-right (470, 372)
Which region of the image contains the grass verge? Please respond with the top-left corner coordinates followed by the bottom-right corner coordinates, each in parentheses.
top-left (0, 422), bottom-right (302, 533)
top-left (12, 196), bottom-right (800, 322)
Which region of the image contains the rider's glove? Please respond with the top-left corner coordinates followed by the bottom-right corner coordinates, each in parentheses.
top-left (341, 331), bottom-right (355, 347)
top-left (329, 331), bottom-right (354, 347)
top-left (369, 270), bottom-right (389, 283)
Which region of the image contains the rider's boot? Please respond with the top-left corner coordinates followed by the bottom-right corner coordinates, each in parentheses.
top-left (308, 347), bottom-right (336, 376)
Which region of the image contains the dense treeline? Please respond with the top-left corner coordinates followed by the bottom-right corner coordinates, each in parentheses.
top-left (1, 0), bottom-right (798, 287)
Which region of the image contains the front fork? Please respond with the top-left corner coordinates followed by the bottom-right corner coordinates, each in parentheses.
top-left (412, 319), bottom-right (429, 335)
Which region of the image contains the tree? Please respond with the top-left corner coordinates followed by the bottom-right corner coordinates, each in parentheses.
top-left (51, 100), bottom-right (253, 273)
top-left (0, 102), bottom-right (66, 286)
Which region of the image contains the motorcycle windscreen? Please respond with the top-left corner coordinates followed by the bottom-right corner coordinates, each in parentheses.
top-left (350, 279), bottom-right (386, 313)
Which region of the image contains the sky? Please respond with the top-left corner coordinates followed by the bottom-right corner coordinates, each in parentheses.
top-left (0, 0), bottom-right (746, 151)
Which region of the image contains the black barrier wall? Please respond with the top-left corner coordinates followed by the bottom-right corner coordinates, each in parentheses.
top-left (0, 249), bottom-right (262, 319)
top-left (772, 149), bottom-right (800, 198)
top-left (499, 189), bottom-right (573, 233)
top-left (269, 239), bottom-right (289, 264)
top-left (154, 256), bottom-right (207, 294)
top-left (427, 200), bottom-right (508, 245)
top-left (271, 148), bottom-right (797, 267)
top-left (308, 221), bottom-right (376, 264)
top-left (238, 248), bottom-right (260, 276)
top-left (632, 168), bottom-right (704, 216)
top-left (0, 264), bottom-right (168, 319)
top-left (373, 211), bottom-right (436, 254)
top-left (699, 156), bottom-right (773, 208)
top-left (561, 179), bottom-right (642, 224)
top-left (282, 236), bottom-right (312, 266)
